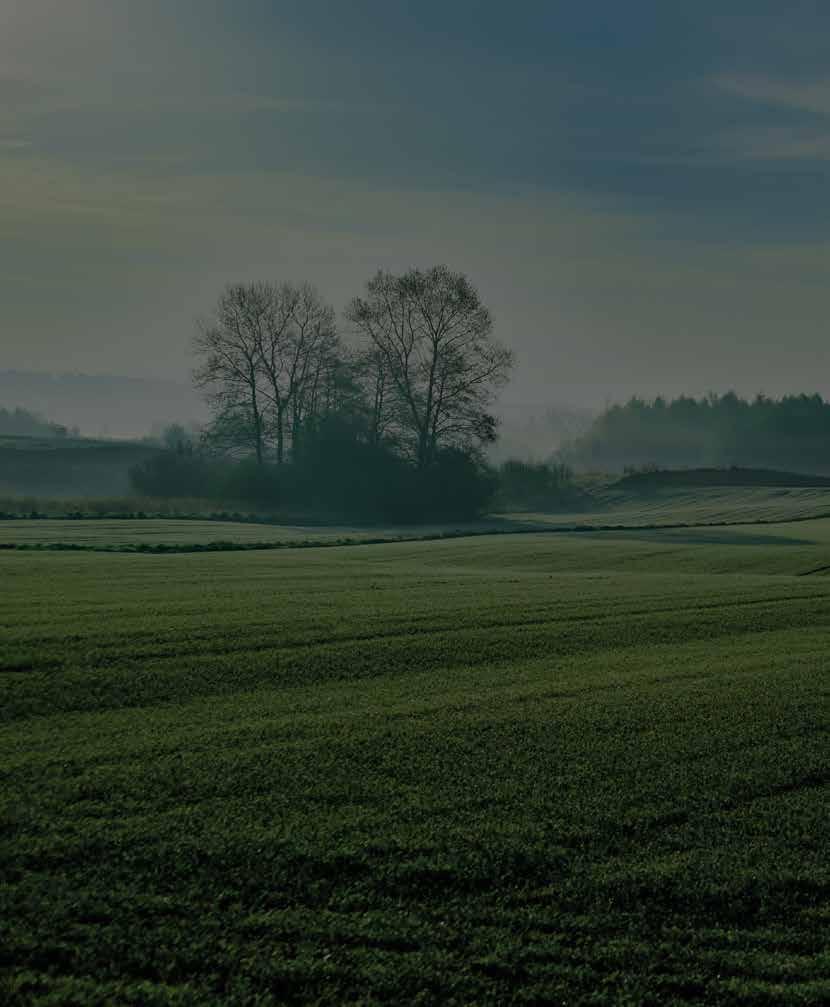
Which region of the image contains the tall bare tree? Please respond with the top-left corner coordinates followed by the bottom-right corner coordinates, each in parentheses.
top-left (193, 283), bottom-right (271, 464)
top-left (194, 282), bottom-right (342, 463)
top-left (357, 345), bottom-right (395, 446)
top-left (347, 265), bottom-right (513, 467)
top-left (254, 283), bottom-right (340, 461)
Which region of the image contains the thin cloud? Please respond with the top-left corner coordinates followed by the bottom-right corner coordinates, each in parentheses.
top-left (716, 75), bottom-right (830, 118)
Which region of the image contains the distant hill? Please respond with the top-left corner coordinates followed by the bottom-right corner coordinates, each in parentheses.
top-left (0, 435), bottom-right (160, 498)
top-left (0, 370), bottom-right (206, 439)
top-left (564, 393), bottom-right (830, 474)
top-left (0, 405), bottom-right (71, 438)
top-left (614, 467), bottom-right (830, 491)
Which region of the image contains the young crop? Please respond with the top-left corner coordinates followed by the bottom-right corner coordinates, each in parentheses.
top-left (1, 527), bottom-right (829, 1004)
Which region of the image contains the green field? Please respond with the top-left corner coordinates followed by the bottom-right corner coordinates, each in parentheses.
top-left (512, 484), bottom-right (830, 528)
top-left (0, 518), bottom-right (468, 549)
top-left (2, 515), bottom-right (829, 1003)
top-left (5, 483), bottom-right (830, 555)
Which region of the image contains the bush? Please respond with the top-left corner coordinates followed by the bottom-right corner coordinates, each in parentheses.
top-left (495, 459), bottom-right (575, 511)
top-left (129, 450), bottom-right (221, 499)
top-left (292, 417), bottom-right (416, 521)
top-left (129, 420), bottom-right (498, 523)
top-left (217, 459), bottom-right (283, 508)
top-left (293, 421), bottom-right (498, 522)
top-left (411, 449), bottom-right (498, 521)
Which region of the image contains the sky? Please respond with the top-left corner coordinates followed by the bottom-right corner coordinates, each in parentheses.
top-left (2, 1), bottom-right (829, 409)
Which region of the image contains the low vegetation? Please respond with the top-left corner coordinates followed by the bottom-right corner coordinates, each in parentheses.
top-left (129, 432), bottom-right (498, 523)
top-left (493, 459), bottom-right (583, 512)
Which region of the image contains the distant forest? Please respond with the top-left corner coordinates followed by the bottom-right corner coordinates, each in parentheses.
top-left (564, 393), bottom-right (830, 474)
top-left (0, 406), bottom-right (74, 439)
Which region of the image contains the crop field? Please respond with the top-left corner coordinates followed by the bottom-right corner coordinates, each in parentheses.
top-left (0, 518), bottom-right (469, 550)
top-left (5, 483), bottom-right (830, 555)
top-left (0, 517), bottom-right (568, 553)
top-left (2, 519), bottom-right (830, 1004)
top-left (512, 484), bottom-right (830, 528)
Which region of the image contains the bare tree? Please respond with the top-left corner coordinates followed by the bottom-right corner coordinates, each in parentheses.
top-left (252, 282), bottom-right (340, 462)
top-left (193, 281), bottom-right (342, 463)
top-left (347, 265), bottom-right (513, 467)
top-left (193, 283), bottom-right (271, 464)
top-left (357, 345), bottom-right (395, 445)
top-left (290, 286), bottom-right (339, 451)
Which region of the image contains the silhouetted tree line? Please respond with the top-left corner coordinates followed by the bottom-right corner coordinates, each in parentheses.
top-left (0, 406), bottom-right (75, 439)
top-left (563, 392), bottom-right (830, 474)
top-left (131, 266), bottom-right (516, 521)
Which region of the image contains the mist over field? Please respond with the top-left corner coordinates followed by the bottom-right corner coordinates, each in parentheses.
top-left (0, 371), bottom-right (206, 439)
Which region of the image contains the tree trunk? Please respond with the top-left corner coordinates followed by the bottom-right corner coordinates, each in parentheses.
top-left (251, 389), bottom-right (263, 465)
top-left (276, 406), bottom-right (285, 465)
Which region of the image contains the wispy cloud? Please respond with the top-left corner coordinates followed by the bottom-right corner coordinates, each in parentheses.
top-left (710, 75), bottom-right (830, 163)
top-left (716, 75), bottom-right (830, 119)
top-left (719, 127), bottom-right (830, 162)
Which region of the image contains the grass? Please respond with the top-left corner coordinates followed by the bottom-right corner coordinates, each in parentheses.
top-left (6, 484), bottom-right (830, 554)
top-left (1, 519), bottom-right (829, 1003)
top-left (0, 495), bottom-right (227, 518)
top-left (0, 518), bottom-right (412, 548)
top-left (0, 517), bottom-right (548, 553)
top-left (509, 484), bottom-right (830, 527)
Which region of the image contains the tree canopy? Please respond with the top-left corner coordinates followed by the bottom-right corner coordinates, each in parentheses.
top-left (193, 282), bottom-right (347, 464)
top-left (192, 266), bottom-right (514, 473)
top-left (347, 266), bottom-right (513, 467)
top-left (179, 266), bottom-right (514, 521)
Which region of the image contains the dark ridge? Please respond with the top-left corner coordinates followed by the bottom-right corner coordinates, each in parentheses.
top-left (614, 467), bottom-right (830, 491)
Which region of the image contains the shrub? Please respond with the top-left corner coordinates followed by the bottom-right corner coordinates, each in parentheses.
top-left (495, 459), bottom-right (575, 511)
top-left (129, 450), bottom-right (220, 499)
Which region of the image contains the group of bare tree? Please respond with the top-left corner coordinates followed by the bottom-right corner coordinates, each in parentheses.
top-left (193, 266), bottom-right (513, 469)
top-left (194, 282), bottom-right (345, 465)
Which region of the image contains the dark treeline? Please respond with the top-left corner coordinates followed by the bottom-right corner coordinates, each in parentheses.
top-left (132, 424), bottom-right (500, 521)
top-left (563, 392), bottom-right (830, 474)
top-left (0, 406), bottom-right (75, 439)
top-left (131, 430), bottom-right (579, 521)
top-left (131, 265), bottom-right (524, 521)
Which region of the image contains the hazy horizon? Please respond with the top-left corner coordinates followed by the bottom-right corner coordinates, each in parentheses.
top-left (2, 2), bottom-right (829, 407)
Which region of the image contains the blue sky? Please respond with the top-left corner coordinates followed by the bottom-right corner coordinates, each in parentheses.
top-left (2, 1), bottom-right (829, 407)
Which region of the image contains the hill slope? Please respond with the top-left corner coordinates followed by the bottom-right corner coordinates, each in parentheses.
top-left (0, 436), bottom-right (159, 497)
